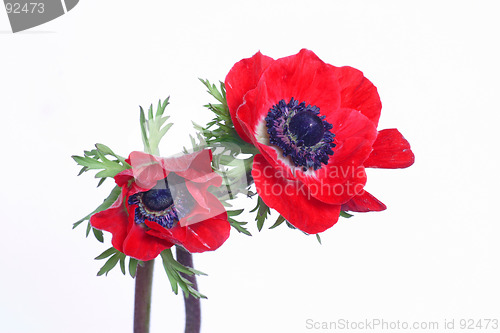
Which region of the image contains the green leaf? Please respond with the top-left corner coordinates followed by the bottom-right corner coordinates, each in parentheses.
top-left (227, 209), bottom-right (244, 217)
top-left (160, 249), bottom-right (207, 299)
top-left (119, 254), bottom-right (126, 275)
top-left (250, 197), bottom-right (270, 231)
top-left (159, 123), bottom-right (173, 138)
top-left (85, 220), bottom-right (91, 237)
top-left (156, 98), bottom-right (170, 117)
top-left (95, 168), bottom-right (121, 179)
top-left (72, 155), bottom-right (104, 169)
top-left (97, 177), bottom-right (106, 187)
top-left (316, 234), bottom-right (322, 245)
top-left (95, 247), bottom-right (117, 260)
top-left (148, 104), bottom-right (154, 120)
top-left (228, 218), bottom-right (252, 236)
top-left (92, 228), bottom-right (104, 242)
top-left (269, 215), bottom-right (286, 229)
top-left (97, 253), bottom-right (120, 276)
top-left (138, 98), bottom-right (173, 155)
top-left (73, 185), bottom-right (121, 229)
top-left (77, 166), bottom-right (88, 176)
top-left (72, 220), bottom-right (85, 229)
top-left (95, 143), bottom-right (128, 166)
top-left (129, 258), bottom-right (139, 278)
top-left (340, 211), bottom-right (353, 218)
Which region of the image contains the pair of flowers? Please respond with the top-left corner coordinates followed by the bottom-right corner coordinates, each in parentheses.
top-left (92, 49), bottom-right (414, 261)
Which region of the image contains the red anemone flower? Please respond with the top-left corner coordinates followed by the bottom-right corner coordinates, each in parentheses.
top-left (90, 150), bottom-right (230, 261)
top-left (225, 49), bottom-right (414, 234)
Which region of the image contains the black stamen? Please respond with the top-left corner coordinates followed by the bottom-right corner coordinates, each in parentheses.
top-left (265, 98), bottom-right (336, 171)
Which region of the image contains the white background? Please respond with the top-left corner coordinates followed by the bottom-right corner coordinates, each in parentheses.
top-left (1, 1), bottom-right (499, 332)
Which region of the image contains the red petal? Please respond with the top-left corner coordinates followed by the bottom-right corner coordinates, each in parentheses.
top-left (295, 108), bottom-right (377, 205)
top-left (341, 190), bottom-right (387, 212)
top-left (181, 188), bottom-right (227, 227)
top-left (162, 150), bottom-right (219, 184)
top-left (237, 49), bottom-right (342, 144)
top-left (330, 65), bottom-right (382, 126)
top-left (124, 151), bottom-right (167, 192)
top-left (146, 219), bottom-right (187, 245)
top-left (225, 51), bottom-right (274, 143)
top-left (252, 154), bottom-right (341, 234)
top-left (364, 129), bottom-right (415, 168)
top-left (180, 216), bottom-right (231, 253)
top-left (122, 222), bottom-right (173, 261)
top-left (90, 189), bottom-right (129, 253)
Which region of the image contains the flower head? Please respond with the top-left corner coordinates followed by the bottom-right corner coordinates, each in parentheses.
top-left (225, 49), bottom-right (414, 234)
top-left (90, 150), bottom-right (230, 261)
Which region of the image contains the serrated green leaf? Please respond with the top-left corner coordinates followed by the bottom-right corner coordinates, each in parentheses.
top-left (251, 197), bottom-right (270, 231)
top-left (119, 254), bottom-right (126, 275)
top-left (139, 106), bottom-right (152, 154)
top-left (97, 177), bottom-right (106, 187)
top-left (95, 143), bottom-right (113, 155)
top-left (228, 218), bottom-right (252, 236)
top-left (94, 168), bottom-right (120, 179)
top-left (159, 123), bottom-right (173, 137)
top-left (95, 149), bottom-right (110, 163)
top-left (74, 186), bottom-right (121, 229)
top-left (156, 98), bottom-right (170, 117)
top-left (85, 220), bottom-right (91, 237)
top-left (269, 215), bottom-right (286, 229)
top-left (227, 209), bottom-right (244, 217)
top-left (92, 228), bottom-right (104, 242)
top-left (77, 166), bottom-right (88, 176)
top-left (162, 264), bottom-right (179, 294)
top-left (316, 234), bottom-right (322, 245)
top-left (95, 247), bottom-right (117, 260)
top-left (97, 253), bottom-right (120, 276)
top-left (148, 104), bottom-right (153, 120)
top-left (129, 258), bottom-right (139, 278)
top-left (160, 249), bottom-right (207, 298)
top-left (72, 155), bottom-right (104, 169)
top-left (340, 211), bottom-right (353, 218)
top-left (72, 220), bottom-right (84, 229)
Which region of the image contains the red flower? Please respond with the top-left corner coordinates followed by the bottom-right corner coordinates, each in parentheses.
top-left (225, 49), bottom-right (414, 234)
top-left (90, 150), bottom-right (230, 261)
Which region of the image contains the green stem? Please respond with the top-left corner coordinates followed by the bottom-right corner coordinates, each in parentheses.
top-left (134, 260), bottom-right (155, 333)
top-left (176, 246), bottom-right (201, 333)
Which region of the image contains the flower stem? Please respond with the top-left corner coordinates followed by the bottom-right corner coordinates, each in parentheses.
top-left (134, 260), bottom-right (155, 333)
top-left (176, 246), bottom-right (201, 333)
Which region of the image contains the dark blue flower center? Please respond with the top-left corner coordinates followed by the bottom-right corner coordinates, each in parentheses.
top-left (128, 176), bottom-right (194, 229)
top-left (265, 98), bottom-right (336, 171)
top-left (288, 111), bottom-right (325, 147)
top-left (142, 187), bottom-right (174, 211)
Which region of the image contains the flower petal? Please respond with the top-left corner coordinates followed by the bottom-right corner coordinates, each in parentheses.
top-left (170, 150), bottom-right (221, 185)
top-left (122, 151), bottom-right (167, 192)
top-left (90, 189), bottom-right (129, 253)
top-left (122, 222), bottom-right (173, 261)
top-left (364, 129), bottom-right (415, 168)
top-left (330, 65), bottom-right (382, 126)
top-left (180, 215), bottom-right (231, 253)
top-left (295, 108), bottom-right (377, 205)
top-left (252, 154), bottom-right (341, 234)
top-left (341, 190), bottom-right (387, 212)
top-left (225, 51), bottom-right (274, 143)
top-left (237, 49), bottom-right (342, 144)
top-left (181, 188), bottom-right (227, 227)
